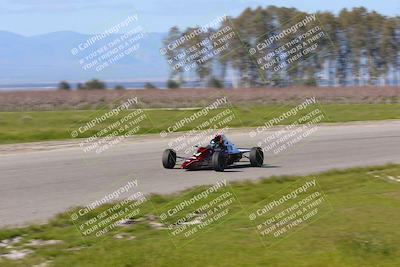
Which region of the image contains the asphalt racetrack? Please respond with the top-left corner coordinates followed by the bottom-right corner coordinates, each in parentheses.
top-left (1, 121), bottom-right (400, 227)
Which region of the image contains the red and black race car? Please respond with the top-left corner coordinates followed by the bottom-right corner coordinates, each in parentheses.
top-left (162, 134), bottom-right (264, 172)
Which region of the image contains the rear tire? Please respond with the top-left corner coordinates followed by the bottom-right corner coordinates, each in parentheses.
top-left (212, 151), bottom-right (225, 172)
top-left (162, 149), bottom-right (176, 169)
top-left (250, 147), bottom-right (264, 167)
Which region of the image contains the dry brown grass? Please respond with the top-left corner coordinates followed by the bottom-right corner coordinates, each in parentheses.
top-left (0, 86), bottom-right (399, 111)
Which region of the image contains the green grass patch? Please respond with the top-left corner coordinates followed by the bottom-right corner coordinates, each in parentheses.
top-left (0, 164), bottom-right (399, 266)
top-left (0, 103), bottom-right (399, 144)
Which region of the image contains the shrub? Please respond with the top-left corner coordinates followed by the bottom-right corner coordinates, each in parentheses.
top-left (207, 77), bottom-right (224, 88)
top-left (84, 79), bottom-right (106, 90)
top-left (58, 81), bottom-right (71, 90)
top-left (303, 76), bottom-right (317, 87)
top-left (114, 85), bottom-right (126, 90)
top-left (76, 83), bottom-right (85, 90)
top-left (144, 82), bottom-right (158, 89)
top-left (166, 79), bottom-right (180, 89)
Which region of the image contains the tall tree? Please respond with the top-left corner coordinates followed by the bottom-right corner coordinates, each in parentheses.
top-left (380, 18), bottom-right (398, 85)
top-left (162, 27), bottom-right (185, 84)
top-left (163, 7), bottom-right (400, 88)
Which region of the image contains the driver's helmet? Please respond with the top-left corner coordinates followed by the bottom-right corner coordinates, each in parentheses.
top-left (210, 134), bottom-right (223, 148)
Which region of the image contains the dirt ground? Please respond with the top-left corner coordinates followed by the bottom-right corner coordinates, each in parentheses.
top-left (0, 86), bottom-right (399, 111)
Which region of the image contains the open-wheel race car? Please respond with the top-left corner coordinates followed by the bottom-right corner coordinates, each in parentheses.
top-left (162, 134), bottom-right (264, 172)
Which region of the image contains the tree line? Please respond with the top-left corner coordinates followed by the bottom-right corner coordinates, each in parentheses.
top-left (58, 80), bottom-right (158, 90)
top-left (162, 6), bottom-right (400, 88)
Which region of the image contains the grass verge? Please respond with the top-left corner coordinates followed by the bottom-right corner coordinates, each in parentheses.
top-left (0, 103), bottom-right (400, 144)
top-left (0, 164), bottom-right (399, 266)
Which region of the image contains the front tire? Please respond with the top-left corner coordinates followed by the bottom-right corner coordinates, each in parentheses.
top-left (250, 147), bottom-right (264, 167)
top-left (162, 149), bottom-right (176, 169)
top-left (212, 151), bottom-right (226, 172)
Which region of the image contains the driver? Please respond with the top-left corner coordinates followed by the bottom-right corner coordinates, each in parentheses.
top-left (210, 134), bottom-right (224, 149)
top-left (210, 134), bottom-right (240, 154)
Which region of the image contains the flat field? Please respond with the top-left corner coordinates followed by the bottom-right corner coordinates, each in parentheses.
top-left (0, 103), bottom-right (400, 144)
top-left (0, 86), bottom-right (398, 111)
top-left (0, 164), bottom-right (399, 267)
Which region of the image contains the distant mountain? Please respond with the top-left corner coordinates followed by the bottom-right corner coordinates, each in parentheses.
top-left (0, 31), bottom-right (169, 83)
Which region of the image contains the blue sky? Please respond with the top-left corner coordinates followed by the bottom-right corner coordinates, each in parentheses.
top-left (0, 0), bottom-right (399, 36)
